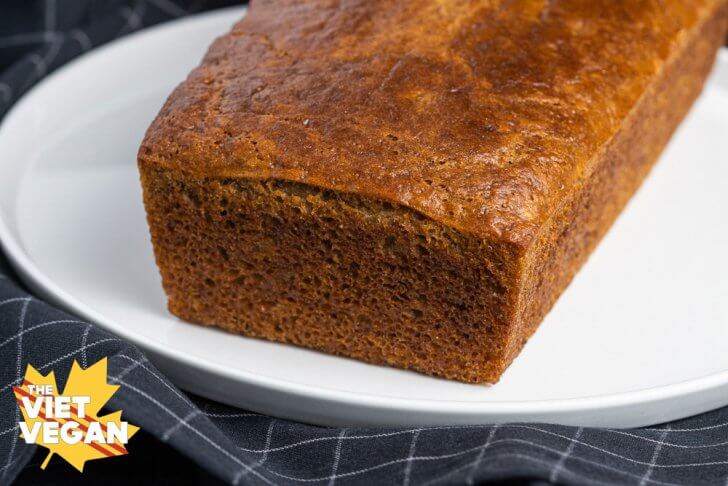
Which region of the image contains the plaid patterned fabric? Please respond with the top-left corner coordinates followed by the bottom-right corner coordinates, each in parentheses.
top-left (2, 2), bottom-right (728, 485)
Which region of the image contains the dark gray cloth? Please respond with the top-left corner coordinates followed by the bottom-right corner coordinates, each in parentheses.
top-left (2, 1), bottom-right (728, 484)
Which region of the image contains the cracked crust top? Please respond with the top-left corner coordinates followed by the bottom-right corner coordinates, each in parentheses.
top-left (138, 0), bottom-right (716, 246)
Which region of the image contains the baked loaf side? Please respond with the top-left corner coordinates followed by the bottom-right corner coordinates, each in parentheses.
top-left (140, 172), bottom-right (520, 381)
top-left (139, 0), bottom-right (728, 383)
top-left (513, 3), bottom-right (728, 366)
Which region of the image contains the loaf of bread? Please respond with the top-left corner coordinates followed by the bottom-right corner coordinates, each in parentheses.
top-left (138, 0), bottom-right (728, 383)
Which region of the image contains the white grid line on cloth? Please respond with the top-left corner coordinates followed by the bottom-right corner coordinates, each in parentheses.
top-left (236, 429), bottom-right (423, 453)
top-left (607, 428), bottom-right (728, 449)
top-left (0, 338), bottom-right (124, 391)
top-left (114, 354), bottom-right (197, 408)
top-left (0, 32), bottom-right (57, 48)
top-left (34, 338), bottom-right (122, 374)
top-left (466, 424), bottom-right (499, 485)
top-left (0, 458), bottom-right (20, 475)
top-left (119, 3), bottom-right (147, 35)
top-left (527, 431), bottom-right (728, 469)
top-left (16, 28), bottom-right (65, 81)
top-left (641, 426), bottom-right (671, 486)
top-left (232, 422), bottom-right (728, 457)
top-left (232, 419), bottom-right (277, 485)
top-left (13, 299), bottom-right (30, 382)
top-left (43, 35), bottom-right (63, 66)
top-left (550, 426), bottom-right (583, 483)
top-left (266, 438), bottom-right (517, 483)
top-left (232, 462), bottom-right (262, 486)
top-left (80, 324), bottom-right (91, 368)
top-left (0, 29), bottom-right (87, 54)
top-left (327, 429), bottom-right (347, 486)
top-left (109, 375), bottom-right (275, 485)
top-left (644, 421), bottom-right (728, 433)
top-left (402, 429), bottom-right (422, 486)
top-left (44, 0), bottom-right (57, 33)
top-left (26, 53), bottom-right (48, 79)
top-left (162, 409), bottom-right (202, 441)
top-left (0, 319), bottom-right (86, 351)
top-left (206, 411), bottom-right (261, 419)
top-left (0, 297), bottom-right (31, 308)
top-left (147, 0), bottom-right (188, 17)
top-left (260, 419), bottom-right (276, 465)
top-left (114, 358), bottom-right (142, 383)
top-left (423, 452), bottom-right (620, 486)
top-left (0, 426), bottom-right (19, 438)
top-left (480, 423), bottom-right (728, 450)
top-left (69, 29), bottom-right (92, 52)
top-left (19, 33), bottom-right (64, 93)
top-left (2, 298), bottom-right (30, 481)
top-left (505, 424), bottom-right (697, 467)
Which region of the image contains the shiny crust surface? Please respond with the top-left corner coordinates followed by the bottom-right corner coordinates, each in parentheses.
top-left (139, 0), bottom-right (719, 245)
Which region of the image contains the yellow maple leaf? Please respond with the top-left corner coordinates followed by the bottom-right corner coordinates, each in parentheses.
top-left (12, 358), bottom-right (139, 472)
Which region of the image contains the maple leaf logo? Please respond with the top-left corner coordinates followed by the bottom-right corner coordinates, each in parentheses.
top-left (12, 358), bottom-right (139, 472)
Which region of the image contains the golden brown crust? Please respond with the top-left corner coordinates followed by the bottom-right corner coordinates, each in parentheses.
top-left (511, 2), bottom-right (728, 365)
top-left (140, 0), bottom-right (722, 246)
top-left (139, 0), bottom-right (728, 383)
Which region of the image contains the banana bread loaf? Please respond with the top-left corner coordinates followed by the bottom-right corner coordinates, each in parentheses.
top-left (138, 0), bottom-right (728, 383)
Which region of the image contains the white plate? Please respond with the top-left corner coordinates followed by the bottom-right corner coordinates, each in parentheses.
top-left (1, 7), bottom-right (728, 428)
